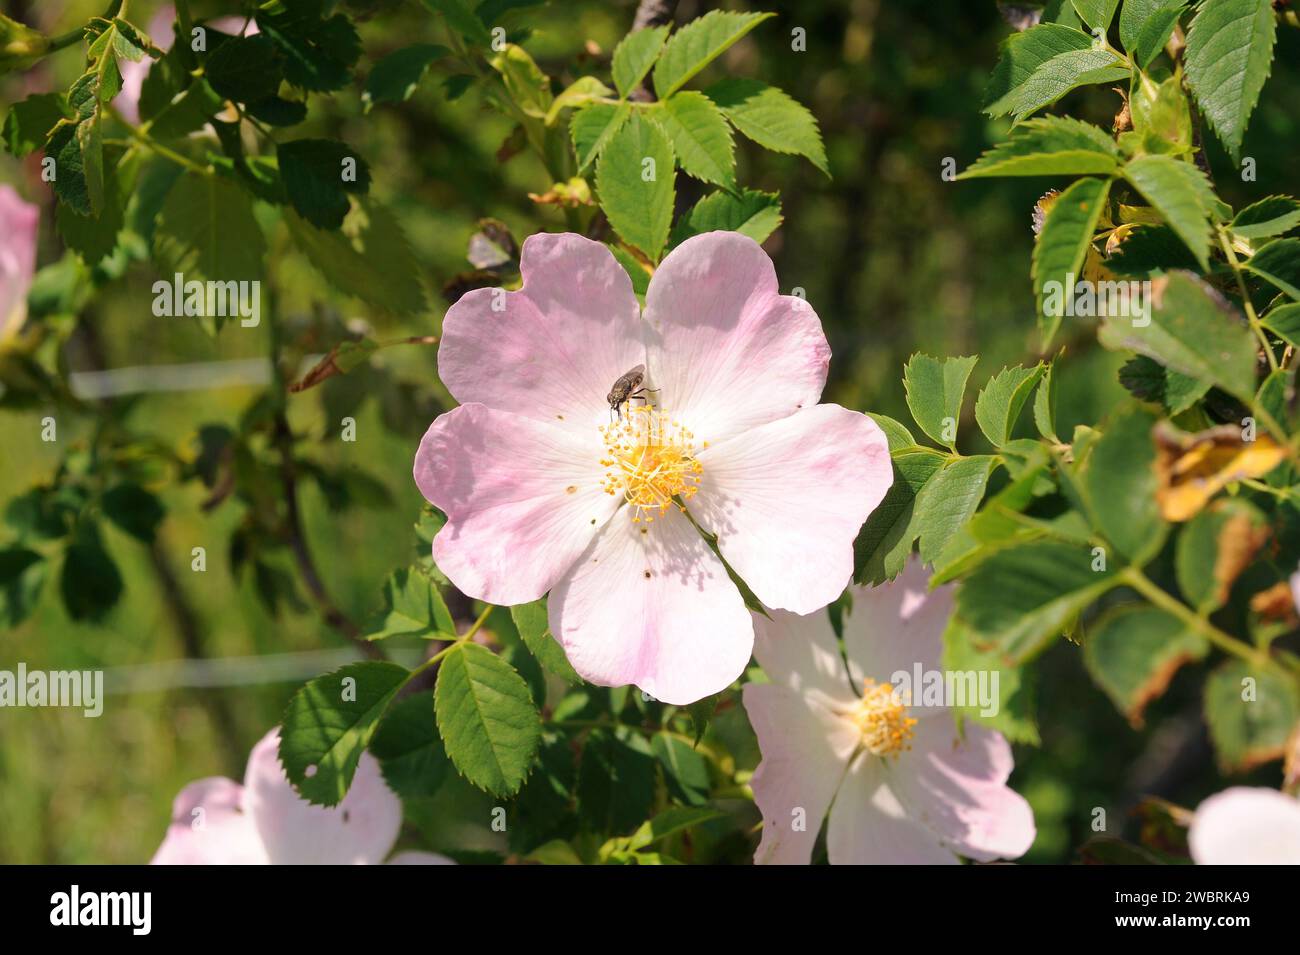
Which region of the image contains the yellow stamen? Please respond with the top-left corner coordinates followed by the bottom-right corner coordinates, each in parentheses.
top-left (847, 678), bottom-right (917, 758)
top-left (599, 404), bottom-right (703, 523)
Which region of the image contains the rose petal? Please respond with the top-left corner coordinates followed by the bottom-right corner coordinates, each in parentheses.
top-left (752, 607), bottom-right (858, 708)
top-left (0, 186), bottom-right (39, 340)
top-left (437, 232), bottom-right (644, 434)
top-left (691, 405), bottom-right (891, 614)
top-left (745, 683), bottom-right (861, 864)
top-left (1190, 787), bottom-right (1300, 864)
top-left (644, 231), bottom-right (830, 445)
top-left (842, 560), bottom-right (953, 688)
top-left (242, 730), bottom-right (401, 865)
top-left (549, 507), bottom-right (752, 705)
top-left (387, 850), bottom-right (458, 865)
top-left (149, 777), bottom-right (268, 865)
top-left (827, 756), bottom-right (960, 864)
top-left (414, 403), bottom-right (618, 605)
top-left (891, 717), bottom-right (1036, 861)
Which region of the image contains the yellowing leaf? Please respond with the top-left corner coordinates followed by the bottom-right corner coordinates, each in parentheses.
top-left (1154, 423), bottom-right (1286, 521)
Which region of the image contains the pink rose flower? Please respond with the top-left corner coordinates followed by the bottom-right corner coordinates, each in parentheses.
top-left (151, 728), bottom-right (452, 865)
top-left (0, 185), bottom-right (39, 342)
top-left (1189, 787), bottom-right (1300, 864)
top-left (743, 560), bottom-right (1036, 864)
top-left (414, 231), bottom-right (892, 704)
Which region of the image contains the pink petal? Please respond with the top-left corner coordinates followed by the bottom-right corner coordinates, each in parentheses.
top-left (548, 507), bottom-right (752, 705)
top-left (0, 186), bottom-right (39, 340)
top-left (827, 756), bottom-right (959, 864)
top-left (414, 403), bottom-right (618, 605)
top-left (150, 777), bottom-right (268, 865)
top-left (745, 683), bottom-right (860, 864)
top-left (891, 717), bottom-right (1036, 862)
top-left (387, 850), bottom-right (457, 865)
top-left (751, 608), bottom-right (858, 708)
top-left (842, 560), bottom-right (953, 688)
top-left (1190, 787), bottom-right (1300, 864)
top-left (242, 729), bottom-right (401, 865)
top-left (437, 232), bottom-right (644, 435)
top-left (691, 405), bottom-right (891, 614)
top-left (643, 232), bottom-right (830, 445)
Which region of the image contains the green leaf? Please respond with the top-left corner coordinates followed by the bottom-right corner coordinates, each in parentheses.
top-left (510, 599), bottom-right (580, 683)
top-left (1071, 0), bottom-right (1119, 30)
top-left (571, 101), bottom-right (631, 174)
top-left (612, 25), bottom-right (669, 98)
top-left (259, 5), bottom-right (361, 93)
top-left (369, 690), bottom-right (450, 799)
top-left (362, 44), bottom-right (447, 110)
top-left (915, 456), bottom-right (999, 564)
top-left (147, 79), bottom-right (226, 139)
top-left (1175, 500), bottom-right (1265, 612)
top-left (959, 116), bottom-right (1119, 178)
top-left (1204, 660), bottom-right (1300, 772)
top-left (1120, 0), bottom-right (1189, 69)
top-left (2, 93), bottom-right (70, 157)
top-left (205, 34), bottom-right (284, 104)
top-left (0, 549), bottom-right (47, 628)
top-left (1262, 302), bottom-right (1300, 346)
top-left (1232, 196), bottom-right (1300, 240)
top-left (1184, 0), bottom-right (1276, 160)
top-left (1033, 360), bottom-right (1060, 441)
top-left (577, 728), bottom-right (656, 833)
top-left (60, 526), bottom-right (123, 622)
top-left (854, 448), bottom-right (946, 585)
top-left (596, 112), bottom-right (674, 261)
top-left (625, 806), bottom-right (724, 851)
top-left (286, 201), bottom-right (428, 317)
top-left (984, 22), bottom-right (1095, 117)
top-left (545, 76), bottom-right (614, 125)
top-left (1083, 405), bottom-right (1166, 564)
top-left (670, 189), bottom-right (782, 247)
top-left (942, 617), bottom-right (1039, 744)
top-left (651, 733), bottom-right (710, 806)
top-left (975, 364), bottom-right (1046, 447)
top-left (277, 139), bottom-right (371, 230)
top-left (956, 540), bottom-right (1120, 664)
top-left (1244, 238), bottom-right (1300, 301)
top-left (153, 172), bottom-right (265, 288)
top-left (1097, 270), bottom-right (1259, 401)
top-left (1033, 176), bottom-right (1111, 344)
top-left (1122, 155), bottom-right (1214, 269)
top-left (1005, 48), bottom-right (1131, 122)
top-left (101, 483), bottom-right (164, 543)
top-left (705, 78), bottom-right (828, 176)
top-left (279, 661), bottom-right (410, 806)
top-left (902, 353), bottom-right (979, 450)
top-left (1084, 605), bottom-right (1206, 726)
top-left (365, 566), bottom-right (454, 641)
top-left (422, 0), bottom-right (491, 47)
top-left (652, 11), bottom-right (773, 99)
top-left (488, 43), bottom-right (552, 119)
top-left (868, 412), bottom-right (918, 452)
top-left (649, 92), bottom-right (734, 188)
top-left (435, 642), bottom-right (541, 796)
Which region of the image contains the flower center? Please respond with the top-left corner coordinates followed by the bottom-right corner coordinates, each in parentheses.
top-left (599, 404), bottom-right (703, 523)
top-left (848, 678), bottom-right (917, 758)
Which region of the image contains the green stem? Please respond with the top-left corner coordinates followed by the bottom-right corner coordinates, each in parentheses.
top-left (48, 29), bottom-right (85, 53)
top-left (409, 604), bottom-right (494, 678)
top-left (1123, 566), bottom-right (1272, 669)
top-left (112, 107), bottom-right (211, 176)
top-left (1217, 225), bottom-right (1279, 372)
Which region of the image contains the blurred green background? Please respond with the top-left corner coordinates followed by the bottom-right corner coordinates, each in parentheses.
top-left (2, 0), bottom-right (1297, 863)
